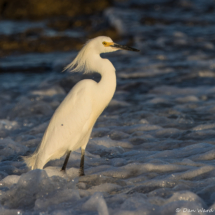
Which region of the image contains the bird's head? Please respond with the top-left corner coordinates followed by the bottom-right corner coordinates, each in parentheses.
top-left (91, 36), bottom-right (139, 54)
top-left (63, 36), bottom-right (139, 74)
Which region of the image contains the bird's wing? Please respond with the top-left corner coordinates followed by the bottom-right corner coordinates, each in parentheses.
top-left (37, 80), bottom-right (95, 158)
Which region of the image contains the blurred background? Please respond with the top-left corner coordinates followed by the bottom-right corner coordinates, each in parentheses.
top-left (0, 0), bottom-right (118, 59)
top-left (1, 0), bottom-right (215, 139)
top-left (1, 0), bottom-right (215, 70)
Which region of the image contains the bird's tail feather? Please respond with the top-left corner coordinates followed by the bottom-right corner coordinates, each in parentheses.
top-left (22, 153), bottom-right (38, 170)
top-left (23, 128), bottom-right (48, 170)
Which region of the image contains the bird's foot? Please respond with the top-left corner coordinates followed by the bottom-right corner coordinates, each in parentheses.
top-left (79, 170), bottom-right (85, 177)
top-left (60, 168), bottom-right (66, 173)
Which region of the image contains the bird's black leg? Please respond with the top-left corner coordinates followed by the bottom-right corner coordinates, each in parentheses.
top-left (79, 148), bottom-right (85, 176)
top-left (61, 150), bottom-right (71, 172)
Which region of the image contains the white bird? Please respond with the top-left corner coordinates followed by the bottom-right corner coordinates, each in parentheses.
top-left (24, 36), bottom-right (139, 176)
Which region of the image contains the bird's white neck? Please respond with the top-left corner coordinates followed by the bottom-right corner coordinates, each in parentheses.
top-left (92, 54), bottom-right (116, 110)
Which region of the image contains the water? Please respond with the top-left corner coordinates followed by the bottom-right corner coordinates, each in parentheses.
top-left (1, 0), bottom-right (215, 214)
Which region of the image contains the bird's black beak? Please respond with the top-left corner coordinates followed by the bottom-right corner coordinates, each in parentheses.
top-left (110, 43), bottom-right (140, 52)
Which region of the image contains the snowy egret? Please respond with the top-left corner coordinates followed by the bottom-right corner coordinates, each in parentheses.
top-left (24, 36), bottom-right (139, 176)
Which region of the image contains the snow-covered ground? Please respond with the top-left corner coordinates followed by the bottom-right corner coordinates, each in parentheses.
top-left (1, 0), bottom-right (215, 214)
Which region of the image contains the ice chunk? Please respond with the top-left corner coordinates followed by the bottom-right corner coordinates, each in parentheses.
top-left (166, 191), bottom-right (206, 206)
top-left (35, 189), bottom-right (80, 211)
top-left (83, 192), bottom-right (109, 215)
top-left (1, 175), bottom-right (20, 187)
top-left (160, 192), bottom-right (207, 214)
top-left (0, 169), bottom-right (54, 209)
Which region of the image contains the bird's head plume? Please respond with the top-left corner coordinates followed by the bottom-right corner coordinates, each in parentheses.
top-left (63, 36), bottom-right (139, 74)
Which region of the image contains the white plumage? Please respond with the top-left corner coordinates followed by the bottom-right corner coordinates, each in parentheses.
top-left (23, 36), bottom-right (139, 175)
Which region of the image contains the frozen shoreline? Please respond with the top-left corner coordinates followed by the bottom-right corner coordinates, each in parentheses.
top-left (1, 0), bottom-right (215, 214)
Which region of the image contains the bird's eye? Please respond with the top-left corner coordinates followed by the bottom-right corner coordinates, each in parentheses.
top-left (102, 41), bottom-right (107, 46)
